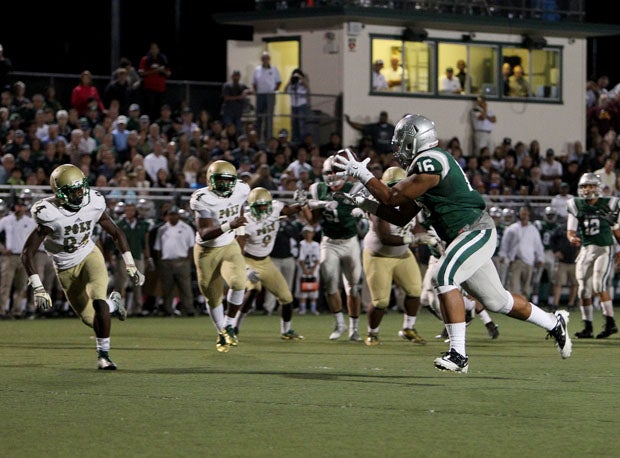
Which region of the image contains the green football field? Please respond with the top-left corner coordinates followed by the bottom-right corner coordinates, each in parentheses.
top-left (1, 309), bottom-right (618, 458)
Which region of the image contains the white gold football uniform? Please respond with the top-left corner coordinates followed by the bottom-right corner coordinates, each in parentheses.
top-left (31, 190), bottom-right (107, 270)
top-left (243, 200), bottom-right (284, 258)
top-left (189, 181), bottom-right (250, 247)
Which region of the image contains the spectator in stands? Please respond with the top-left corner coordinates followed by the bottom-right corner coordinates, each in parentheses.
top-left (71, 70), bottom-right (106, 117)
top-left (179, 107), bottom-right (198, 137)
top-left (113, 57), bottom-right (141, 103)
top-left (508, 65), bottom-right (531, 97)
top-left (221, 70), bottom-right (251, 135)
top-left (594, 156), bottom-right (616, 192)
top-left (371, 59), bottom-right (388, 91)
top-left (104, 67), bottom-right (132, 114)
top-left (111, 115), bottom-right (130, 163)
top-left (319, 131), bottom-right (343, 158)
top-left (501, 62), bottom-right (512, 96)
top-left (288, 146), bottom-right (312, 179)
top-left (344, 110), bottom-right (395, 156)
top-left (386, 55), bottom-right (408, 92)
top-left (439, 67), bottom-right (462, 94)
top-left (144, 139), bottom-right (169, 183)
top-left (13, 81), bottom-right (33, 121)
top-left (285, 68), bottom-right (310, 144)
top-left (44, 85), bottom-right (63, 114)
top-left (471, 95), bottom-right (496, 157)
top-left (138, 42), bottom-right (171, 122)
top-left (253, 51), bottom-right (282, 141)
top-left (540, 148), bottom-right (563, 188)
top-left (0, 152), bottom-right (15, 184)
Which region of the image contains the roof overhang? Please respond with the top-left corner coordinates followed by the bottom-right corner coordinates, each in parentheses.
top-left (214, 6), bottom-right (620, 39)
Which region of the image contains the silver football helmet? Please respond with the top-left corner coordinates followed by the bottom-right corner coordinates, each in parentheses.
top-left (391, 114), bottom-right (439, 174)
top-left (543, 206), bottom-right (558, 223)
top-left (501, 208), bottom-right (515, 225)
top-left (322, 155), bottom-right (344, 188)
top-left (489, 206), bottom-right (502, 219)
top-left (577, 173), bottom-right (601, 199)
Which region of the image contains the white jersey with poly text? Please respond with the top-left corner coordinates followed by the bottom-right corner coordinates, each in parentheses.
top-left (243, 200), bottom-right (284, 258)
top-left (31, 190), bottom-right (107, 270)
top-left (189, 181), bottom-right (250, 248)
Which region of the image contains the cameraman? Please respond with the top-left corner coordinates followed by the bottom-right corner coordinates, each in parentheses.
top-left (284, 68), bottom-right (310, 145)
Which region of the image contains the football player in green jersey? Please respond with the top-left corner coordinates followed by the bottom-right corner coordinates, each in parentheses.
top-left (299, 155), bottom-right (366, 341)
top-left (334, 113), bottom-right (571, 373)
top-left (567, 173), bottom-right (619, 339)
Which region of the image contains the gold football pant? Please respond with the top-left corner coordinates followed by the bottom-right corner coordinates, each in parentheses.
top-left (194, 241), bottom-right (246, 308)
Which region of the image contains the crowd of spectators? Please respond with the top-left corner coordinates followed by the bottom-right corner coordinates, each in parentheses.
top-left (2, 56), bottom-right (620, 318)
top-left (1, 56), bottom-right (620, 222)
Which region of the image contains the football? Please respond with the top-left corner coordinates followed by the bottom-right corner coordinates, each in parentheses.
top-left (336, 148), bottom-right (359, 162)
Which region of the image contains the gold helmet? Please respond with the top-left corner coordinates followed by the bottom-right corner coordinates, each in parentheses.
top-left (207, 160), bottom-right (237, 197)
top-left (248, 187), bottom-right (273, 221)
top-left (50, 164), bottom-right (90, 210)
top-left (381, 166), bottom-right (407, 187)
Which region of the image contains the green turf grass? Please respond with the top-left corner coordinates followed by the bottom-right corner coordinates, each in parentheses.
top-left (1, 309), bottom-right (618, 457)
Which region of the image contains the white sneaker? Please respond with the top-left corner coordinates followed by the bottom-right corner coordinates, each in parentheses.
top-left (329, 323), bottom-right (347, 340)
top-left (548, 310), bottom-right (572, 359)
top-left (298, 309), bottom-right (307, 315)
top-left (433, 349), bottom-right (469, 373)
top-left (349, 330), bottom-right (362, 342)
top-left (108, 291), bottom-right (126, 321)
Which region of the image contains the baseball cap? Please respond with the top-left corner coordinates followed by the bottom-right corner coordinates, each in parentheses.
top-left (503, 137), bottom-right (512, 145)
top-left (129, 103), bottom-right (140, 112)
top-left (374, 59), bottom-right (384, 66)
top-left (232, 70), bottom-right (241, 76)
top-left (167, 205), bottom-right (179, 214)
top-left (139, 114), bottom-right (150, 122)
top-left (446, 67), bottom-right (454, 72)
top-left (302, 225), bottom-right (315, 233)
top-left (278, 128), bottom-right (289, 137)
top-left (14, 129), bottom-right (25, 137)
top-left (116, 115), bottom-right (128, 124)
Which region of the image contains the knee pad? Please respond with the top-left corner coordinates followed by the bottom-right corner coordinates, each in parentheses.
top-left (372, 297), bottom-right (390, 310)
top-left (226, 288), bottom-right (245, 306)
top-left (347, 283), bottom-right (361, 298)
top-left (496, 291), bottom-right (514, 314)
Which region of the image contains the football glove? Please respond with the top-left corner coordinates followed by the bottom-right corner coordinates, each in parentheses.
top-left (247, 267), bottom-right (260, 284)
top-left (293, 188), bottom-right (308, 207)
top-left (307, 199), bottom-right (338, 211)
top-left (333, 149), bottom-right (374, 184)
top-left (332, 191), bottom-right (364, 207)
top-left (127, 265), bottom-right (145, 286)
top-left (28, 275), bottom-right (53, 311)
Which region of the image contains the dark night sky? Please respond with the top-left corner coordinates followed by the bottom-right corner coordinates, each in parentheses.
top-left (2, 1), bottom-right (618, 84)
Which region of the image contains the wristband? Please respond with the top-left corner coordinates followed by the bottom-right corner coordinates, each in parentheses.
top-left (28, 274), bottom-right (43, 289)
top-left (236, 225), bottom-right (246, 236)
top-left (221, 222), bottom-right (231, 233)
top-left (121, 251), bottom-right (135, 266)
